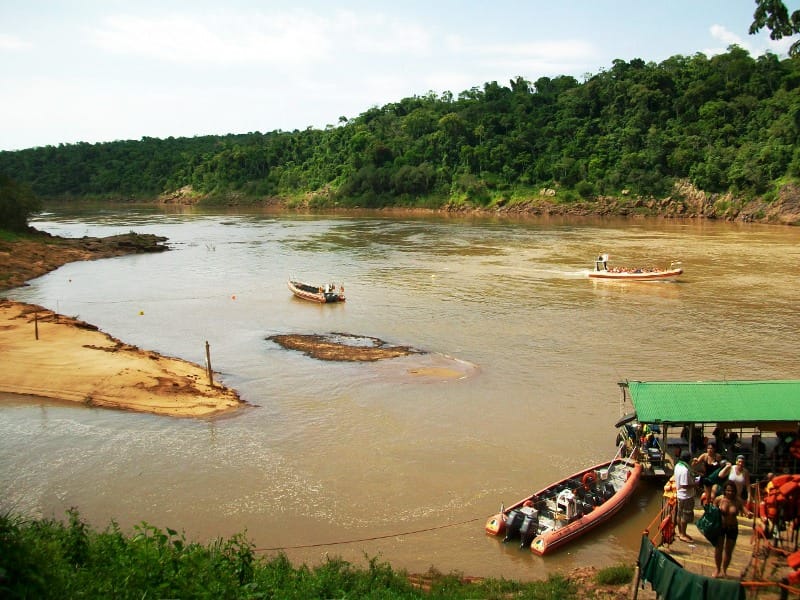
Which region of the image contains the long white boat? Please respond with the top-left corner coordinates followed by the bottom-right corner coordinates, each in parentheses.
top-left (588, 254), bottom-right (683, 281)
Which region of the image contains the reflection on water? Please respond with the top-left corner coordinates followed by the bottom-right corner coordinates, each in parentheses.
top-left (1, 208), bottom-right (799, 580)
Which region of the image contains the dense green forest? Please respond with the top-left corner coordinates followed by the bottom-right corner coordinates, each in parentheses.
top-left (1, 47), bottom-right (799, 217)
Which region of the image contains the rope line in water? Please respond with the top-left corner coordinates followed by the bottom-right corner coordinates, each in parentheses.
top-left (253, 516), bottom-right (481, 552)
top-left (52, 290), bottom-right (260, 305)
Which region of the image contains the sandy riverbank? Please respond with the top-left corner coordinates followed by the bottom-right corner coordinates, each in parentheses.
top-left (0, 229), bottom-right (244, 417)
top-left (0, 299), bottom-right (243, 417)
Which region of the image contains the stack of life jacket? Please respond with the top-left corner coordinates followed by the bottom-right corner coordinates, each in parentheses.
top-left (762, 474), bottom-right (800, 527)
top-left (761, 475), bottom-right (800, 589)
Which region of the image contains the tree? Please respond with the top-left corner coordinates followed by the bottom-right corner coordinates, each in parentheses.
top-left (750, 0), bottom-right (800, 57)
top-left (0, 174), bottom-right (41, 231)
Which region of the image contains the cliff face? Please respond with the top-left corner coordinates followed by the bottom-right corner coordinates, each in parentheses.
top-left (476, 180), bottom-right (800, 225)
top-left (671, 180), bottom-right (800, 224)
top-left (752, 183), bottom-right (800, 225)
top-left (42, 180), bottom-right (800, 225)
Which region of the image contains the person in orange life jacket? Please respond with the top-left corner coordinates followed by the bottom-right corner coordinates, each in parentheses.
top-left (674, 450), bottom-right (700, 543)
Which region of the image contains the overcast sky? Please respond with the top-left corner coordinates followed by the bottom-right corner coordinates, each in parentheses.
top-left (0, 1), bottom-right (796, 152)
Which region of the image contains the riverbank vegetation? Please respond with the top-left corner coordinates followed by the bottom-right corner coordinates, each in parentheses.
top-left (0, 510), bottom-right (636, 599)
top-left (1, 46), bottom-right (799, 224)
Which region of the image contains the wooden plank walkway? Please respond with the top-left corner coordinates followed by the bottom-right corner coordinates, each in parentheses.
top-left (656, 507), bottom-right (799, 598)
top-left (661, 511), bottom-right (754, 579)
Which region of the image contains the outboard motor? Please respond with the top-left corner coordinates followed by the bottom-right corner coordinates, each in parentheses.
top-left (518, 511), bottom-right (539, 548)
top-left (502, 509), bottom-right (525, 542)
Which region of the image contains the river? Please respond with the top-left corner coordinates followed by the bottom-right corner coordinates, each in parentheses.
top-left (2, 207), bottom-right (799, 580)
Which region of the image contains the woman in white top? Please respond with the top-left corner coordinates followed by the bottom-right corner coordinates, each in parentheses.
top-left (719, 454), bottom-right (752, 504)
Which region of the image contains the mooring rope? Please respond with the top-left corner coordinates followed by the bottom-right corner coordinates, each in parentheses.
top-left (253, 516), bottom-right (481, 552)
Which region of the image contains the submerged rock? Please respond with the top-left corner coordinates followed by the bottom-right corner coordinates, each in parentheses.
top-left (267, 332), bottom-right (422, 362)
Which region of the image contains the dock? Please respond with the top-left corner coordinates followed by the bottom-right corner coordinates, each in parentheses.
top-left (635, 503), bottom-right (799, 599)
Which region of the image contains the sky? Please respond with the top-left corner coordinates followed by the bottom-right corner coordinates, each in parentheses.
top-left (1, 1), bottom-right (797, 152)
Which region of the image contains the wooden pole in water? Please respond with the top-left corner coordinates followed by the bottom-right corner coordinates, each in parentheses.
top-left (34, 312), bottom-right (39, 340)
top-left (205, 340), bottom-right (214, 387)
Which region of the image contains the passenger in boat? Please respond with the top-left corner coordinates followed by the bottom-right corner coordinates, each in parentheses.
top-left (692, 443), bottom-right (724, 502)
top-left (674, 450), bottom-right (699, 543)
top-left (712, 481), bottom-right (748, 578)
top-left (680, 424), bottom-right (704, 450)
top-left (712, 426), bottom-right (726, 454)
top-left (723, 432), bottom-right (743, 461)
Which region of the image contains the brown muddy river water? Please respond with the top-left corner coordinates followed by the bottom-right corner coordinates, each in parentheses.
top-left (2, 208), bottom-right (799, 580)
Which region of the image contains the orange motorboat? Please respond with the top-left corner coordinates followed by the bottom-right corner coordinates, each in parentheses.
top-left (485, 456), bottom-right (642, 556)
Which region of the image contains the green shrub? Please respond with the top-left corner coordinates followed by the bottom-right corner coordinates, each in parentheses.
top-left (595, 563), bottom-right (634, 585)
top-left (575, 180), bottom-right (596, 199)
top-left (0, 175), bottom-right (41, 231)
top-left (0, 509), bottom-right (589, 599)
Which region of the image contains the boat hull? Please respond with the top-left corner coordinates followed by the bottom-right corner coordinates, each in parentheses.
top-left (588, 268), bottom-right (682, 281)
top-left (288, 280), bottom-right (345, 303)
top-left (531, 461), bottom-right (641, 555)
top-left (485, 459), bottom-right (642, 556)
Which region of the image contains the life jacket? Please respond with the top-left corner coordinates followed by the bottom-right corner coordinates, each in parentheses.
top-left (763, 475), bottom-right (800, 522)
top-left (659, 514), bottom-right (675, 545)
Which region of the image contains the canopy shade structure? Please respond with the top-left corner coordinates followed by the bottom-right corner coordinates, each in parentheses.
top-left (619, 380), bottom-right (800, 428)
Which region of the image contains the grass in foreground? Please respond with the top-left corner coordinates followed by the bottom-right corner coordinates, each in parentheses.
top-left (0, 509), bottom-right (632, 599)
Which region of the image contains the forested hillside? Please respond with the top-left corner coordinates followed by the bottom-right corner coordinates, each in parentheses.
top-left (1, 47), bottom-right (799, 220)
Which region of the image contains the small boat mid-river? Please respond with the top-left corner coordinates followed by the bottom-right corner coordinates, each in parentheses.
top-left (288, 280), bottom-right (346, 303)
top-left (485, 456), bottom-right (642, 556)
top-left (588, 254), bottom-right (683, 281)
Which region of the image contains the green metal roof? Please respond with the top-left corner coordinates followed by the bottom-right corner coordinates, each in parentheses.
top-left (622, 380), bottom-right (800, 425)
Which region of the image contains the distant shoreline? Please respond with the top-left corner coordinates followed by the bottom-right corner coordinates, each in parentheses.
top-left (154, 179), bottom-right (800, 225)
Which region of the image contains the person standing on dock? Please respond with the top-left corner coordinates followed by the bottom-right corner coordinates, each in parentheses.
top-left (692, 442), bottom-right (724, 502)
top-left (718, 455), bottom-right (752, 505)
top-left (675, 450), bottom-right (699, 543)
top-left (712, 481), bottom-right (748, 578)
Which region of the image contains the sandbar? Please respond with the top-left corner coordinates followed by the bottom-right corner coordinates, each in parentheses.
top-left (0, 299), bottom-right (243, 417)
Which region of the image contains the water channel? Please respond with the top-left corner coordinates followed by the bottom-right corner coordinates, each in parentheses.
top-left (2, 207), bottom-right (799, 580)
